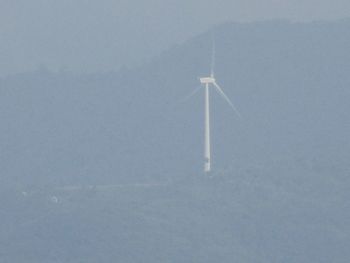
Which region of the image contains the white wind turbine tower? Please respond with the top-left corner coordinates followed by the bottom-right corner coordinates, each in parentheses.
top-left (198, 41), bottom-right (241, 173)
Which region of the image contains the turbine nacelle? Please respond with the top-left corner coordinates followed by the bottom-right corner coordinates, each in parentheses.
top-left (200, 77), bottom-right (216, 84)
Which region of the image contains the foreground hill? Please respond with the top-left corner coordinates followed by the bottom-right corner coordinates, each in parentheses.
top-left (1, 159), bottom-right (349, 262)
top-left (1, 20), bottom-right (350, 262)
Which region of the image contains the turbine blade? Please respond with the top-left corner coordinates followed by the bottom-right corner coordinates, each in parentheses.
top-left (180, 86), bottom-right (202, 103)
top-left (210, 39), bottom-right (215, 77)
top-left (213, 82), bottom-right (242, 119)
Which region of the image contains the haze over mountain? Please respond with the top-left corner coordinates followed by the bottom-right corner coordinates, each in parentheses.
top-left (1, 0), bottom-right (350, 76)
top-left (1, 20), bottom-right (350, 262)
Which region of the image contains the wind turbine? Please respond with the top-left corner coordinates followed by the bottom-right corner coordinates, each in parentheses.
top-left (196, 41), bottom-right (241, 173)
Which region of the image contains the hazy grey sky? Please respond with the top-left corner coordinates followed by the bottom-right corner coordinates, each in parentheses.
top-left (1, 0), bottom-right (350, 76)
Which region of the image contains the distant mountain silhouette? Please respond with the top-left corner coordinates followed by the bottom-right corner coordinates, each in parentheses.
top-left (2, 20), bottom-right (350, 186)
top-left (1, 20), bottom-right (350, 263)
